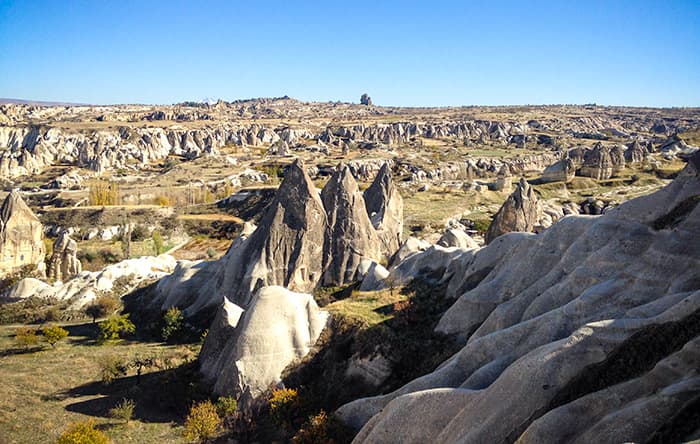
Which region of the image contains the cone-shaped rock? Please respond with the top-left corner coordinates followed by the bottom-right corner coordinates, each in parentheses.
top-left (485, 178), bottom-right (541, 244)
top-left (0, 190), bottom-right (45, 276)
top-left (201, 286), bottom-right (329, 400)
top-left (363, 163), bottom-right (403, 259)
top-left (321, 164), bottom-right (382, 286)
top-left (212, 158), bottom-right (328, 307)
top-left (47, 230), bottom-right (81, 281)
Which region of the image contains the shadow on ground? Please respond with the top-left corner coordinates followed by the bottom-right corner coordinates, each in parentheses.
top-left (59, 361), bottom-right (208, 424)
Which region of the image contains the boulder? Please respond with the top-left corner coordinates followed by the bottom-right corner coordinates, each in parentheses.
top-left (200, 286), bottom-right (329, 399)
top-left (321, 164), bottom-right (382, 286)
top-left (0, 190), bottom-right (45, 276)
top-left (47, 230), bottom-right (81, 281)
top-left (624, 140), bottom-right (646, 165)
top-left (540, 157), bottom-right (575, 183)
top-left (491, 165), bottom-right (512, 192)
top-left (364, 163), bottom-right (403, 259)
top-left (485, 178), bottom-right (541, 244)
top-left (437, 229), bottom-right (479, 249)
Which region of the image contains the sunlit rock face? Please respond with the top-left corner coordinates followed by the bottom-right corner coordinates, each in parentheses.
top-left (364, 163), bottom-right (403, 259)
top-left (0, 190), bottom-right (45, 276)
top-left (485, 178), bottom-right (541, 244)
top-left (338, 152), bottom-right (700, 444)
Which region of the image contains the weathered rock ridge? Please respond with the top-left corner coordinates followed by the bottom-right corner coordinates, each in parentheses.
top-left (485, 178), bottom-right (541, 243)
top-left (337, 153), bottom-right (700, 443)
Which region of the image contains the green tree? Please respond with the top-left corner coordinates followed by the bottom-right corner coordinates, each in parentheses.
top-left (152, 230), bottom-right (164, 255)
top-left (42, 325), bottom-right (69, 348)
top-left (161, 307), bottom-right (184, 341)
top-left (98, 314), bottom-right (135, 342)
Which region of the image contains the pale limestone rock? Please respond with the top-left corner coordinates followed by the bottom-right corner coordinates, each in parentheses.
top-left (47, 230), bottom-right (81, 281)
top-left (0, 190), bottom-right (45, 276)
top-left (364, 163), bottom-right (403, 260)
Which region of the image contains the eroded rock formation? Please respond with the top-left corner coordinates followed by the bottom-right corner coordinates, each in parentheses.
top-left (485, 178), bottom-right (541, 244)
top-left (0, 191), bottom-right (45, 276)
top-left (337, 153), bottom-right (700, 443)
top-left (47, 230), bottom-right (81, 281)
top-left (364, 163), bottom-right (404, 259)
top-left (321, 164), bottom-right (381, 286)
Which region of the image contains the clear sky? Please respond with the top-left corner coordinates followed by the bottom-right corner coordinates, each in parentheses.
top-left (0, 0), bottom-right (698, 107)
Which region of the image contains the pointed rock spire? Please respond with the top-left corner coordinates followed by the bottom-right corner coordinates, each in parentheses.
top-left (363, 163), bottom-right (403, 258)
top-left (321, 164), bottom-right (381, 286)
top-left (485, 178), bottom-right (541, 244)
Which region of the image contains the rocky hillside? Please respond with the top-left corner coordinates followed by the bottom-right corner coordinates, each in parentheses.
top-left (336, 152), bottom-right (700, 443)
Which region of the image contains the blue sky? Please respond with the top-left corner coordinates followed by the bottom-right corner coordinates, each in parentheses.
top-left (0, 0), bottom-right (698, 106)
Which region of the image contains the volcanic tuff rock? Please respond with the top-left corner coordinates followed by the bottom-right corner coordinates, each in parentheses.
top-left (199, 286), bottom-right (329, 399)
top-left (492, 164), bottom-right (512, 192)
top-left (540, 157), bottom-right (575, 183)
top-left (0, 191), bottom-right (45, 276)
top-left (4, 254), bottom-right (176, 308)
top-left (321, 164), bottom-right (382, 286)
top-left (47, 230), bottom-right (81, 281)
top-left (485, 178), bottom-right (541, 244)
top-left (337, 153), bottom-right (700, 443)
top-left (364, 163), bottom-right (403, 259)
top-left (579, 143), bottom-right (615, 180)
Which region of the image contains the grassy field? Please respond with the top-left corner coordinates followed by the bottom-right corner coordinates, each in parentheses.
top-left (0, 322), bottom-right (200, 444)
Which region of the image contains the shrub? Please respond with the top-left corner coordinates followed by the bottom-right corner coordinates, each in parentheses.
top-left (161, 307), bottom-right (184, 341)
top-left (215, 396), bottom-right (238, 418)
top-left (293, 410), bottom-right (349, 444)
top-left (109, 398), bottom-right (135, 423)
top-left (98, 314), bottom-right (135, 342)
top-left (42, 325), bottom-right (68, 348)
top-left (269, 387), bottom-right (300, 428)
top-left (98, 354), bottom-right (129, 384)
top-left (183, 400), bottom-right (222, 442)
top-left (85, 295), bottom-right (120, 323)
top-left (56, 419), bottom-right (110, 444)
top-left (14, 326), bottom-right (38, 349)
top-left (154, 195), bottom-right (171, 206)
top-left (206, 247), bottom-right (217, 259)
top-left (129, 224), bottom-right (149, 242)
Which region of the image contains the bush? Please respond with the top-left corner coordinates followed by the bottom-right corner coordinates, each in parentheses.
top-left (183, 400), bottom-right (222, 442)
top-left (293, 410), bottom-right (350, 444)
top-left (57, 419), bottom-right (110, 444)
top-left (206, 247), bottom-right (217, 259)
top-left (14, 326), bottom-right (38, 349)
top-left (269, 387), bottom-right (300, 428)
top-left (154, 195), bottom-right (171, 206)
top-left (42, 325), bottom-right (68, 348)
top-left (85, 296), bottom-right (120, 323)
top-left (215, 396), bottom-right (238, 418)
top-left (98, 354), bottom-right (129, 384)
top-left (109, 398), bottom-right (135, 423)
top-left (161, 307), bottom-right (184, 341)
top-left (98, 314), bottom-right (135, 342)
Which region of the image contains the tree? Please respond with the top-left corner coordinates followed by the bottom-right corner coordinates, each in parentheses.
top-left (85, 295), bottom-right (119, 323)
top-left (184, 400), bottom-right (222, 442)
top-left (98, 314), bottom-right (135, 342)
top-left (42, 325), bottom-right (68, 348)
top-left (152, 230), bottom-right (164, 255)
top-left (161, 307), bottom-right (183, 341)
top-left (14, 326), bottom-right (38, 350)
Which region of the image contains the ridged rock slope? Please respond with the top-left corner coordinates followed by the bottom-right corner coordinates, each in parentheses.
top-left (337, 152), bottom-right (700, 443)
